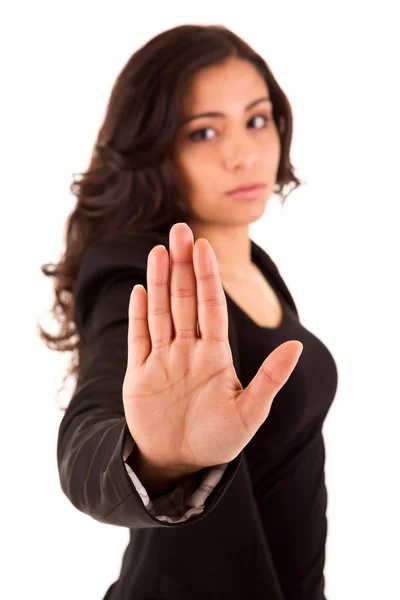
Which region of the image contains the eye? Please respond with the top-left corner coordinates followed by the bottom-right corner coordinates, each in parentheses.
top-left (187, 114), bottom-right (272, 142)
top-left (188, 127), bottom-right (216, 142)
top-left (249, 114), bottom-right (271, 129)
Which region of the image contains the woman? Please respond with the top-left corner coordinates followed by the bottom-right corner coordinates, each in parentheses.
top-left (40, 24), bottom-right (338, 600)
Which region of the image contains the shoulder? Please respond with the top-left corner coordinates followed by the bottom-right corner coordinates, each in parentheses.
top-left (74, 232), bottom-right (168, 333)
top-left (77, 232), bottom-right (169, 284)
top-left (251, 239), bottom-right (299, 317)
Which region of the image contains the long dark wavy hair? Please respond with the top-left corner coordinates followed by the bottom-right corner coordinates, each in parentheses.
top-left (38, 23), bottom-right (305, 408)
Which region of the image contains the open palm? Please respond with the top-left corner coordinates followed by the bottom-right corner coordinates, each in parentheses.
top-left (122, 222), bottom-right (303, 472)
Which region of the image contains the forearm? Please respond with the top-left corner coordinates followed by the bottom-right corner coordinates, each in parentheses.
top-left (58, 412), bottom-right (131, 519)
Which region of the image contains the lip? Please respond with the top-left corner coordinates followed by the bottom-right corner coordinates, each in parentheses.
top-left (226, 183), bottom-right (266, 195)
top-left (226, 183), bottom-right (266, 200)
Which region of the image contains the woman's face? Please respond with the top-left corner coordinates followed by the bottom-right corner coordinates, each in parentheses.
top-left (172, 57), bottom-right (281, 226)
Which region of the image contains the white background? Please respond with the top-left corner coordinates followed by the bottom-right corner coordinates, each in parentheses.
top-left (1, 1), bottom-right (399, 599)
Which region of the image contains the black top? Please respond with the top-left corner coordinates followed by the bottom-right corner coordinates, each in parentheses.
top-left (57, 231), bottom-right (338, 600)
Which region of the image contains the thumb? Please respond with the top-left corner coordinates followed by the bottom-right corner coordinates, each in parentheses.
top-left (236, 340), bottom-right (303, 436)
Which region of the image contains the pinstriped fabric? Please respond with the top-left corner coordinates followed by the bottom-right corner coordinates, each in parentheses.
top-left (122, 438), bottom-right (228, 523)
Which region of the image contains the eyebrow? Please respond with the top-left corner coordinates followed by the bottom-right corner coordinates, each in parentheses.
top-left (180, 96), bottom-right (272, 126)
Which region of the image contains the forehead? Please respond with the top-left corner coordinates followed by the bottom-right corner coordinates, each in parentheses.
top-left (180, 58), bottom-right (269, 112)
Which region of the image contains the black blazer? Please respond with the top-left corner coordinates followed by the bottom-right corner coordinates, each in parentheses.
top-left (57, 231), bottom-right (302, 600)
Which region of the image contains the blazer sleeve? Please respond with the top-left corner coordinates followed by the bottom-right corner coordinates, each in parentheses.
top-left (122, 432), bottom-right (229, 523)
top-left (123, 447), bottom-right (229, 524)
top-left (57, 236), bottom-right (243, 529)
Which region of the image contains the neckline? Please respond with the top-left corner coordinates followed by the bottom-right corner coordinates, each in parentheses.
top-left (223, 240), bottom-right (288, 331)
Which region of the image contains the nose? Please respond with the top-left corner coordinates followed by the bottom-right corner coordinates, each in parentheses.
top-left (222, 130), bottom-right (259, 171)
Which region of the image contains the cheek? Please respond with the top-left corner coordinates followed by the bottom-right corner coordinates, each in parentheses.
top-left (270, 127), bottom-right (281, 155)
top-left (177, 151), bottom-right (216, 192)
top-left (257, 132), bottom-right (281, 169)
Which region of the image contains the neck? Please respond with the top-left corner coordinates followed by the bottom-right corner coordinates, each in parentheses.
top-left (186, 220), bottom-right (252, 277)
